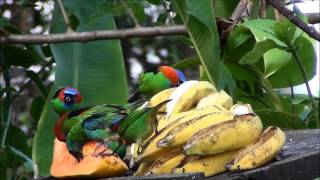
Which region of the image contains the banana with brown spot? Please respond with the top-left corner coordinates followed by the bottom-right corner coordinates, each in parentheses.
top-left (145, 149), bottom-right (185, 175)
top-left (157, 112), bottom-right (234, 148)
top-left (173, 150), bottom-right (238, 177)
top-left (183, 115), bottom-right (263, 156)
top-left (226, 126), bottom-right (286, 171)
top-left (138, 107), bottom-right (222, 162)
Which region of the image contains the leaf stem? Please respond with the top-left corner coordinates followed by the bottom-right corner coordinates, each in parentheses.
top-left (248, 65), bottom-right (283, 111)
top-left (120, 0), bottom-right (141, 28)
top-left (289, 45), bottom-right (318, 127)
top-left (56, 0), bottom-right (74, 32)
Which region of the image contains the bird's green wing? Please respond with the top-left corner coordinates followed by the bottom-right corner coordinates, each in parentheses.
top-left (66, 121), bottom-right (87, 160)
top-left (117, 108), bottom-right (148, 136)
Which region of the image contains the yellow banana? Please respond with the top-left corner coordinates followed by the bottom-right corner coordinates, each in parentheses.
top-left (226, 126), bottom-right (286, 171)
top-left (157, 110), bottom-right (195, 132)
top-left (196, 90), bottom-right (233, 110)
top-left (173, 150), bottom-right (238, 177)
top-left (157, 112), bottom-right (234, 148)
top-left (148, 87), bottom-right (177, 119)
top-left (166, 81), bottom-right (217, 118)
top-left (134, 161), bottom-right (153, 176)
top-left (138, 107), bottom-right (221, 162)
top-left (145, 149), bottom-right (185, 175)
top-left (183, 115), bottom-right (263, 156)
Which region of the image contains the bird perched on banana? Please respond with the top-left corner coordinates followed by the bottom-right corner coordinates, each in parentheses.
top-left (126, 80), bottom-right (286, 177)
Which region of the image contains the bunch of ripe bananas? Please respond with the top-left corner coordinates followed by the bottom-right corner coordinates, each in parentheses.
top-left (126, 81), bottom-right (286, 177)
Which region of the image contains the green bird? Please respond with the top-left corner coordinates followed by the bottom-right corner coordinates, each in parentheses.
top-left (52, 87), bottom-right (83, 115)
top-left (117, 99), bottom-right (170, 144)
top-left (128, 65), bottom-right (187, 103)
top-left (52, 88), bottom-right (169, 161)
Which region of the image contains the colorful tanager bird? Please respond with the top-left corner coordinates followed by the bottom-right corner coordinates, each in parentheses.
top-left (52, 88), bottom-right (170, 161)
top-left (52, 87), bottom-right (83, 115)
top-left (128, 65), bottom-right (186, 103)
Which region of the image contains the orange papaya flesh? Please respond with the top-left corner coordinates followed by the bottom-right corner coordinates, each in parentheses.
top-left (50, 138), bottom-right (128, 178)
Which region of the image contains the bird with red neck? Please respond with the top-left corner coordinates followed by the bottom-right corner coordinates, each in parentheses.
top-left (52, 87), bottom-right (83, 116)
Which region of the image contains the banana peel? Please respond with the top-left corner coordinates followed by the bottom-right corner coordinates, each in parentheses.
top-left (173, 150), bottom-right (238, 177)
top-left (226, 126), bottom-right (286, 170)
top-left (183, 115), bottom-right (263, 156)
top-left (166, 81), bottom-right (216, 118)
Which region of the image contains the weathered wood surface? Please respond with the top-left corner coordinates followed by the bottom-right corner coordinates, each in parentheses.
top-left (40, 129), bottom-right (320, 180)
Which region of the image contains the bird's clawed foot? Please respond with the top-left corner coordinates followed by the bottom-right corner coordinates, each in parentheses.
top-left (70, 151), bottom-right (83, 162)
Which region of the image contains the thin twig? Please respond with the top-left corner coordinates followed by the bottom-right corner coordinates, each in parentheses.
top-left (259, 0), bottom-right (266, 18)
top-left (230, 0), bottom-right (250, 22)
top-left (0, 25), bottom-right (187, 44)
top-left (120, 0), bottom-right (141, 28)
top-left (289, 82), bottom-right (295, 114)
top-left (56, 0), bottom-right (74, 32)
top-left (266, 0), bottom-right (320, 41)
top-left (289, 45), bottom-right (318, 127)
top-left (0, 68), bottom-right (12, 148)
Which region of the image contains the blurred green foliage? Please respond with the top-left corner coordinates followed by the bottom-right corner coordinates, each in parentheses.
top-left (0, 0), bottom-right (318, 179)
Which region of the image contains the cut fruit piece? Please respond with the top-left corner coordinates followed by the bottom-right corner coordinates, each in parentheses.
top-left (50, 138), bottom-right (128, 178)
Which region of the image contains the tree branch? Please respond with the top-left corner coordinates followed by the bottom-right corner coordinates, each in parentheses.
top-left (56, 0), bottom-right (73, 32)
top-left (266, 0), bottom-right (320, 41)
top-left (0, 25), bottom-right (187, 44)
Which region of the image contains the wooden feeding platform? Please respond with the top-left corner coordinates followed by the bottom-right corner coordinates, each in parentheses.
top-left (41, 129), bottom-right (320, 180)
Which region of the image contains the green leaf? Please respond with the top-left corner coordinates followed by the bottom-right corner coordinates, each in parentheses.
top-left (25, 70), bottom-right (48, 97)
top-left (0, 126), bottom-right (29, 155)
top-left (32, 1), bottom-right (128, 176)
top-left (224, 26), bottom-right (252, 52)
top-left (8, 146), bottom-right (33, 172)
top-left (1, 46), bottom-right (42, 68)
top-left (32, 88), bottom-right (57, 177)
top-left (30, 96), bottom-right (45, 123)
top-left (239, 39), bottom-right (285, 64)
top-left (147, 0), bottom-right (161, 5)
top-left (256, 110), bottom-right (306, 129)
top-left (214, 0), bottom-right (240, 18)
top-left (241, 19), bottom-right (285, 46)
top-left (272, 19), bottom-right (302, 45)
top-left (267, 36), bottom-right (316, 87)
top-left (127, 1), bottom-right (146, 22)
top-left (173, 0), bottom-right (235, 92)
top-left (68, 13), bottom-right (80, 30)
top-left (172, 57), bottom-right (200, 70)
top-left (263, 48), bottom-right (292, 78)
top-left (218, 64), bottom-right (236, 95)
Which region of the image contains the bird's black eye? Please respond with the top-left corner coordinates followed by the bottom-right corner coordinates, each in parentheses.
top-left (64, 93), bottom-right (75, 105)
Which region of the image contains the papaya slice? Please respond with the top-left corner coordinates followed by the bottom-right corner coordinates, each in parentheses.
top-left (50, 138), bottom-right (128, 178)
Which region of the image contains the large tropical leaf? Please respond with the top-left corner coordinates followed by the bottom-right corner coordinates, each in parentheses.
top-left (32, 1), bottom-right (128, 176)
top-left (172, 0), bottom-right (235, 93)
top-left (230, 19), bottom-right (316, 88)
